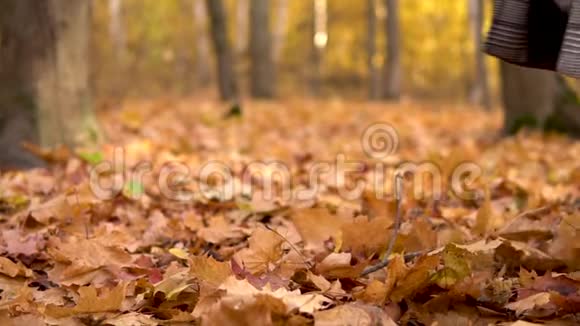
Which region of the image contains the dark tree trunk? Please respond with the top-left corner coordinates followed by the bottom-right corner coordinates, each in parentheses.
top-left (367, 0), bottom-right (381, 99)
top-left (0, 0), bottom-right (98, 168)
top-left (384, 0), bottom-right (401, 100)
top-left (500, 61), bottom-right (580, 136)
top-left (469, 0), bottom-right (490, 109)
top-left (500, 62), bottom-right (557, 134)
top-left (249, 0), bottom-right (276, 98)
top-left (205, 0), bottom-right (239, 101)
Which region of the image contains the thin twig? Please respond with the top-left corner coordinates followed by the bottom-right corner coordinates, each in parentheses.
top-left (265, 224), bottom-right (313, 268)
top-left (361, 174), bottom-right (404, 276)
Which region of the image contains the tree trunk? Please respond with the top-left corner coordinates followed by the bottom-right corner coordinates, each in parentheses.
top-left (193, 0), bottom-right (211, 85)
top-left (500, 61), bottom-right (580, 136)
top-left (384, 0), bottom-right (401, 100)
top-left (367, 0), bottom-right (381, 100)
top-left (273, 0), bottom-right (289, 63)
top-left (310, 0), bottom-right (327, 97)
top-left (205, 0), bottom-right (238, 101)
top-left (500, 62), bottom-right (556, 134)
top-left (468, 0), bottom-right (490, 109)
top-left (235, 0), bottom-right (249, 57)
top-left (249, 0), bottom-right (276, 98)
top-left (0, 0), bottom-right (98, 168)
top-left (108, 0), bottom-right (127, 97)
top-left (108, 0), bottom-right (126, 61)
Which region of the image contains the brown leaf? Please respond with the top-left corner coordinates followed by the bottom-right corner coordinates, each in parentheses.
top-left (316, 252), bottom-right (365, 279)
top-left (198, 215), bottom-right (246, 244)
top-left (314, 303), bottom-right (397, 326)
top-left (190, 255), bottom-right (232, 288)
top-left (45, 282), bottom-right (127, 318)
top-left (0, 257), bottom-right (32, 278)
top-left (505, 292), bottom-right (552, 316)
top-left (1, 229), bottom-right (43, 256)
top-left (218, 276), bottom-right (332, 314)
top-left (341, 215), bottom-right (392, 256)
top-left (235, 227), bottom-right (284, 274)
top-left (390, 254), bottom-right (439, 302)
top-left (384, 254), bottom-right (409, 297)
top-left (291, 207), bottom-right (347, 251)
top-left (355, 279), bottom-right (388, 305)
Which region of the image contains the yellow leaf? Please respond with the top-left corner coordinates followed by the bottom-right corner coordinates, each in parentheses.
top-left (169, 248), bottom-right (189, 260)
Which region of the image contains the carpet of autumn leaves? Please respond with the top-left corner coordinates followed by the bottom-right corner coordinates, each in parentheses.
top-left (0, 99), bottom-right (580, 325)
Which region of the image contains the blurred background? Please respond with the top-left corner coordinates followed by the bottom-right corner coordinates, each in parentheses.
top-left (91, 0), bottom-right (499, 105)
top-left (3, 0), bottom-right (580, 169)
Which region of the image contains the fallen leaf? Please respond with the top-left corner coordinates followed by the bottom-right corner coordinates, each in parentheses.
top-left (505, 292), bottom-right (552, 316)
top-left (235, 227), bottom-right (284, 274)
top-left (390, 254), bottom-right (439, 302)
top-left (316, 252), bottom-right (364, 279)
top-left (291, 207), bottom-right (346, 251)
top-left (341, 215), bottom-right (392, 256)
top-left (314, 303), bottom-right (397, 326)
top-left (218, 276), bottom-right (332, 314)
top-left (45, 282), bottom-right (127, 318)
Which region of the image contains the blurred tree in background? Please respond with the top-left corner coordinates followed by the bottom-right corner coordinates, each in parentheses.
top-left (1, 0), bottom-right (99, 168)
top-left (91, 0), bottom-right (499, 102)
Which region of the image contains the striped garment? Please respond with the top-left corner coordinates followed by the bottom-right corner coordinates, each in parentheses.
top-left (485, 0), bottom-right (580, 77)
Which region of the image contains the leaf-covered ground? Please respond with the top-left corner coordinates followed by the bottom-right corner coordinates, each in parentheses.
top-left (1, 99), bottom-right (579, 325)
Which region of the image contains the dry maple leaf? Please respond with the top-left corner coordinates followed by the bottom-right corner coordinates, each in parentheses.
top-left (221, 276), bottom-right (331, 314)
top-left (305, 271), bottom-right (346, 299)
top-left (505, 292), bottom-right (552, 316)
top-left (400, 218), bottom-right (439, 252)
top-left (154, 269), bottom-right (196, 300)
top-left (1, 229), bottom-right (44, 257)
top-left (314, 303), bottom-right (397, 326)
top-left (315, 252), bottom-right (365, 279)
top-left (291, 207), bottom-right (348, 251)
top-left (383, 254), bottom-right (409, 297)
top-left (389, 254), bottom-right (440, 303)
top-left (0, 256), bottom-right (33, 278)
top-left (354, 279), bottom-right (389, 305)
top-left (0, 274), bottom-right (28, 308)
top-left (103, 312), bottom-right (159, 326)
top-left (198, 215), bottom-right (246, 244)
top-left (234, 227), bottom-right (284, 274)
top-left (498, 206), bottom-right (556, 242)
top-left (46, 236), bottom-right (132, 285)
top-left (44, 282), bottom-right (127, 318)
top-left (0, 312), bottom-right (45, 326)
top-left (340, 215), bottom-right (392, 257)
top-left (189, 255), bottom-right (232, 297)
top-left (201, 293), bottom-right (287, 326)
top-left (549, 213), bottom-right (580, 269)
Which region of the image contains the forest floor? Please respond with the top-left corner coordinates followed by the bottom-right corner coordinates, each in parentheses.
top-left (0, 99), bottom-right (579, 325)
